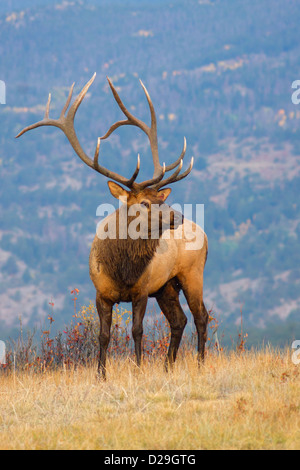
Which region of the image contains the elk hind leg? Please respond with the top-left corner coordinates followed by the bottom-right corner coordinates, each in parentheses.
top-left (179, 276), bottom-right (208, 365)
top-left (156, 280), bottom-right (187, 371)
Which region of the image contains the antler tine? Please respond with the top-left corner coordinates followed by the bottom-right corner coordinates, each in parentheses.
top-left (101, 119), bottom-right (132, 141)
top-left (45, 93), bottom-right (51, 119)
top-left (165, 137), bottom-right (187, 172)
top-left (139, 79), bottom-right (166, 179)
top-left (127, 154), bottom-right (141, 187)
top-left (93, 136), bottom-right (101, 167)
top-left (60, 83), bottom-right (75, 118)
top-left (15, 93), bottom-right (55, 139)
top-left (140, 81), bottom-right (188, 176)
top-left (153, 157), bottom-right (194, 190)
top-left (66, 73), bottom-right (96, 122)
top-left (139, 79), bottom-right (156, 130)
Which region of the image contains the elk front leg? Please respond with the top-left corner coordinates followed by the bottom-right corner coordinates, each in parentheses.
top-left (96, 292), bottom-right (113, 380)
top-left (132, 296), bottom-right (148, 367)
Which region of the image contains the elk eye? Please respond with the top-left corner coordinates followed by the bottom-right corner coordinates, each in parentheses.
top-left (141, 201), bottom-right (150, 209)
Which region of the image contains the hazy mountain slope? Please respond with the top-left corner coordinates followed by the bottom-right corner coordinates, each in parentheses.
top-left (0, 0), bottom-right (299, 340)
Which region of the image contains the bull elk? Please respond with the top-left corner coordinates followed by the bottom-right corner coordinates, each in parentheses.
top-left (16, 73), bottom-right (209, 379)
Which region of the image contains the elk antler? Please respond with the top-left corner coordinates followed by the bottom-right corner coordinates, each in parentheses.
top-left (15, 73), bottom-right (141, 189)
top-left (101, 77), bottom-right (194, 190)
top-left (16, 74), bottom-right (193, 191)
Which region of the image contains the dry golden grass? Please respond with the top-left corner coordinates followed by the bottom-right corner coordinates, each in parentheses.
top-left (0, 349), bottom-right (299, 450)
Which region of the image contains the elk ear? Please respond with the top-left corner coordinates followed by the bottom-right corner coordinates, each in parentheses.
top-left (157, 188), bottom-right (172, 202)
top-left (107, 181), bottom-right (130, 202)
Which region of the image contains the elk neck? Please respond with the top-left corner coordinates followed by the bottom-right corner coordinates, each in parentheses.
top-left (95, 206), bottom-right (161, 288)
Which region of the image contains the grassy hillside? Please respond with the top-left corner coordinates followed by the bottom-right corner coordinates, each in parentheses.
top-left (0, 350), bottom-right (299, 450)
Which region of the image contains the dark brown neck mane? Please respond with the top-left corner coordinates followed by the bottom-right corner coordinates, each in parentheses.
top-left (96, 208), bottom-right (160, 287)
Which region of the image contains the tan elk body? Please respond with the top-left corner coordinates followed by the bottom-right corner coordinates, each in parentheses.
top-left (17, 74), bottom-right (209, 378)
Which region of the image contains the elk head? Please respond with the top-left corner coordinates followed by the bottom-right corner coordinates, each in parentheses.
top-left (103, 182), bottom-right (184, 242)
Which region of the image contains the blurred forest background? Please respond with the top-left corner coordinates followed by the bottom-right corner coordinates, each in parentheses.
top-left (0, 0), bottom-right (300, 345)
